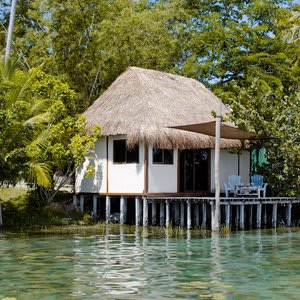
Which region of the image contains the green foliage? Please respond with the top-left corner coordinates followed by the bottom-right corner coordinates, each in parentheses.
top-left (1, 0), bottom-right (299, 196)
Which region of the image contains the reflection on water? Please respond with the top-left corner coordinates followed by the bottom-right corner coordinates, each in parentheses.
top-left (1, 228), bottom-right (300, 299)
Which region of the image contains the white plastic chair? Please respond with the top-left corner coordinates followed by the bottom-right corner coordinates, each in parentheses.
top-left (251, 175), bottom-right (268, 197)
top-left (224, 175), bottom-right (242, 197)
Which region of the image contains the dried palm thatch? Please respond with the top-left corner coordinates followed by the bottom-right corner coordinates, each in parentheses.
top-left (84, 67), bottom-right (241, 149)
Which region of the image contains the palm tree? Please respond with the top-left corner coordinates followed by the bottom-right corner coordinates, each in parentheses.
top-left (0, 58), bottom-right (52, 187)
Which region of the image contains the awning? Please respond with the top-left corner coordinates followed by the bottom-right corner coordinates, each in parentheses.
top-left (170, 121), bottom-right (262, 140)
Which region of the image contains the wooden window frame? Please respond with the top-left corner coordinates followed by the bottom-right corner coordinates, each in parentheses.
top-left (152, 148), bottom-right (174, 165)
top-left (113, 139), bottom-right (139, 164)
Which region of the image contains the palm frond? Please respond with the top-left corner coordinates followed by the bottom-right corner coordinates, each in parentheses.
top-left (26, 161), bottom-right (52, 187)
top-left (24, 112), bottom-right (51, 127)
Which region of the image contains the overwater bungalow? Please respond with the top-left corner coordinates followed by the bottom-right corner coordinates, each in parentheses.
top-left (74, 67), bottom-right (299, 229)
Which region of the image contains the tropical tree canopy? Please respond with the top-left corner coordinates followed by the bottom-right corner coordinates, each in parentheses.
top-left (0, 0), bottom-right (299, 195)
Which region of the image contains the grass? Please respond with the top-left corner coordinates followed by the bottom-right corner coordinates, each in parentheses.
top-left (0, 187), bottom-right (28, 202)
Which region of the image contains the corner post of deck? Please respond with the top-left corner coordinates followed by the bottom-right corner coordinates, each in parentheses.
top-left (240, 203), bottom-right (245, 229)
top-left (135, 196), bottom-right (142, 226)
top-left (120, 196), bottom-right (127, 225)
top-left (160, 202), bottom-right (165, 226)
top-left (151, 202), bottom-right (157, 225)
top-left (272, 203), bottom-right (278, 228)
top-left (80, 194), bottom-right (84, 212)
top-left (166, 201), bottom-right (170, 228)
top-left (105, 195), bottom-right (111, 224)
top-left (210, 201), bottom-right (215, 230)
top-left (143, 197), bottom-right (148, 227)
top-left (257, 202), bottom-right (262, 229)
top-left (225, 203), bottom-right (230, 227)
top-left (286, 202), bottom-right (292, 227)
top-left (180, 202), bottom-right (185, 227)
top-left (202, 202), bottom-right (207, 229)
top-left (187, 200), bottom-right (192, 230)
top-left (93, 195), bottom-right (98, 218)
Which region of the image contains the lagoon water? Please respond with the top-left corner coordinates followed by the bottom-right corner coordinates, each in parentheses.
top-left (1, 227), bottom-right (300, 299)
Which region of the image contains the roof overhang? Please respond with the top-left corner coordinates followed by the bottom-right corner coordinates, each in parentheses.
top-left (170, 121), bottom-right (262, 140)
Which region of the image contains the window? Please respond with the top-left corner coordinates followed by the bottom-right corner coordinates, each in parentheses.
top-left (153, 148), bottom-right (173, 164)
top-left (113, 140), bottom-right (139, 163)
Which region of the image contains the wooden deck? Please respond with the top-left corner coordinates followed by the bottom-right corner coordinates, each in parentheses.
top-left (74, 194), bottom-right (300, 230)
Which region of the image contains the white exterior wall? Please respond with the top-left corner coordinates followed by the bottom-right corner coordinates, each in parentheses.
top-left (75, 137), bottom-right (107, 193)
top-left (108, 135), bottom-right (144, 193)
top-left (148, 146), bottom-right (178, 193)
top-left (210, 149), bottom-right (250, 193)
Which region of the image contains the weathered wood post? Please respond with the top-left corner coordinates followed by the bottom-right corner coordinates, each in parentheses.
top-left (257, 202), bottom-right (262, 229)
top-left (143, 198), bottom-right (148, 226)
top-left (174, 203), bottom-right (180, 226)
top-left (135, 196), bottom-right (142, 226)
top-left (202, 202), bottom-right (207, 229)
top-left (240, 203), bottom-right (245, 229)
top-left (225, 204), bottom-right (230, 227)
top-left (93, 195), bottom-right (98, 218)
top-left (105, 196), bottom-right (111, 224)
top-left (180, 202), bottom-right (185, 227)
top-left (166, 201), bottom-right (170, 228)
top-left (272, 203), bottom-right (277, 228)
top-left (213, 102), bottom-right (222, 230)
top-left (120, 196), bottom-right (127, 225)
top-left (211, 202), bottom-right (215, 230)
top-left (152, 202), bottom-right (157, 225)
top-left (194, 203), bottom-right (199, 228)
top-left (235, 206), bottom-right (239, 227)
top-left (263, 205), bottom-right (267, 226)
top-left (80, 195), bottom-right (84, 212)
top-left (187, 200), bottom-right (192, 230)
top-left (286, 203), bottom-right (292, 227)
top-left (249, 205), bottom-right (253, 227)
top-left (160, 202), bottom-right (165, 226)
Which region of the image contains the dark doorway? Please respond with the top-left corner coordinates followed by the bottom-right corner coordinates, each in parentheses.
top-left (179, 149), bottom-right (210, 193)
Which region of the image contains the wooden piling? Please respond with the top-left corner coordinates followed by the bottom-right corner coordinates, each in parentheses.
top-left (80, 195), bottom-right (84, 212)
top-left (240, 203), bottom-right (245, 229)
top-left (143, 198), bottom-right (148, 226)
top-left (211, 203), bottom-right (215, 230)
top-left (235, 206), bottom-right (239, 227)
top-left (120, 196), bottom-right (127, 225)
top-left (225, 204), bottom-right (230, 227)
top-left (263, 205), bottom-right (267, 226)
top-left (160, 202), bottom-right (165, 226)
top-left (187, 200), bottom-right (192, 230)
top-left (166, 201), bottom-right (170, 228)
top-left (286, 203), bottom-right (292, 227)
top-left (180, 202), bottom-right (185, 227)
top-left (272, 203), bottom-right (277, 228)
top-left (194, 203), bottom-right (199, 227)
top-left (135, 196), bottom-right (142, 226)
top-left (257, 203), bottom-right (262, 229)
top-left (105, 196), bottom-right (111, 224)
top-left (72, 195), bottom-right (78, 208)
top-left (202, 202), bottom-right (207, 229)
top-left (249, 205), bottom-right (253, 227)
top-left (174, 203), bottom-right (180, 225)
top-left (93, 195), bottom-right (98, 217)
top-left (152, 202), bottom-right (157, 225)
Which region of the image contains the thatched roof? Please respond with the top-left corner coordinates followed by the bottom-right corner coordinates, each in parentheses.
top-left (84, 67), bottom-right (241, 149)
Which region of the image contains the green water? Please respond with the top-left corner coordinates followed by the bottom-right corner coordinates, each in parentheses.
top-left (1, 228), bottom-right (300, 300)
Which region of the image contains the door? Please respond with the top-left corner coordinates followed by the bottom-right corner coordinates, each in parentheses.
top-left (179, 149), bottom-right (210, 193)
